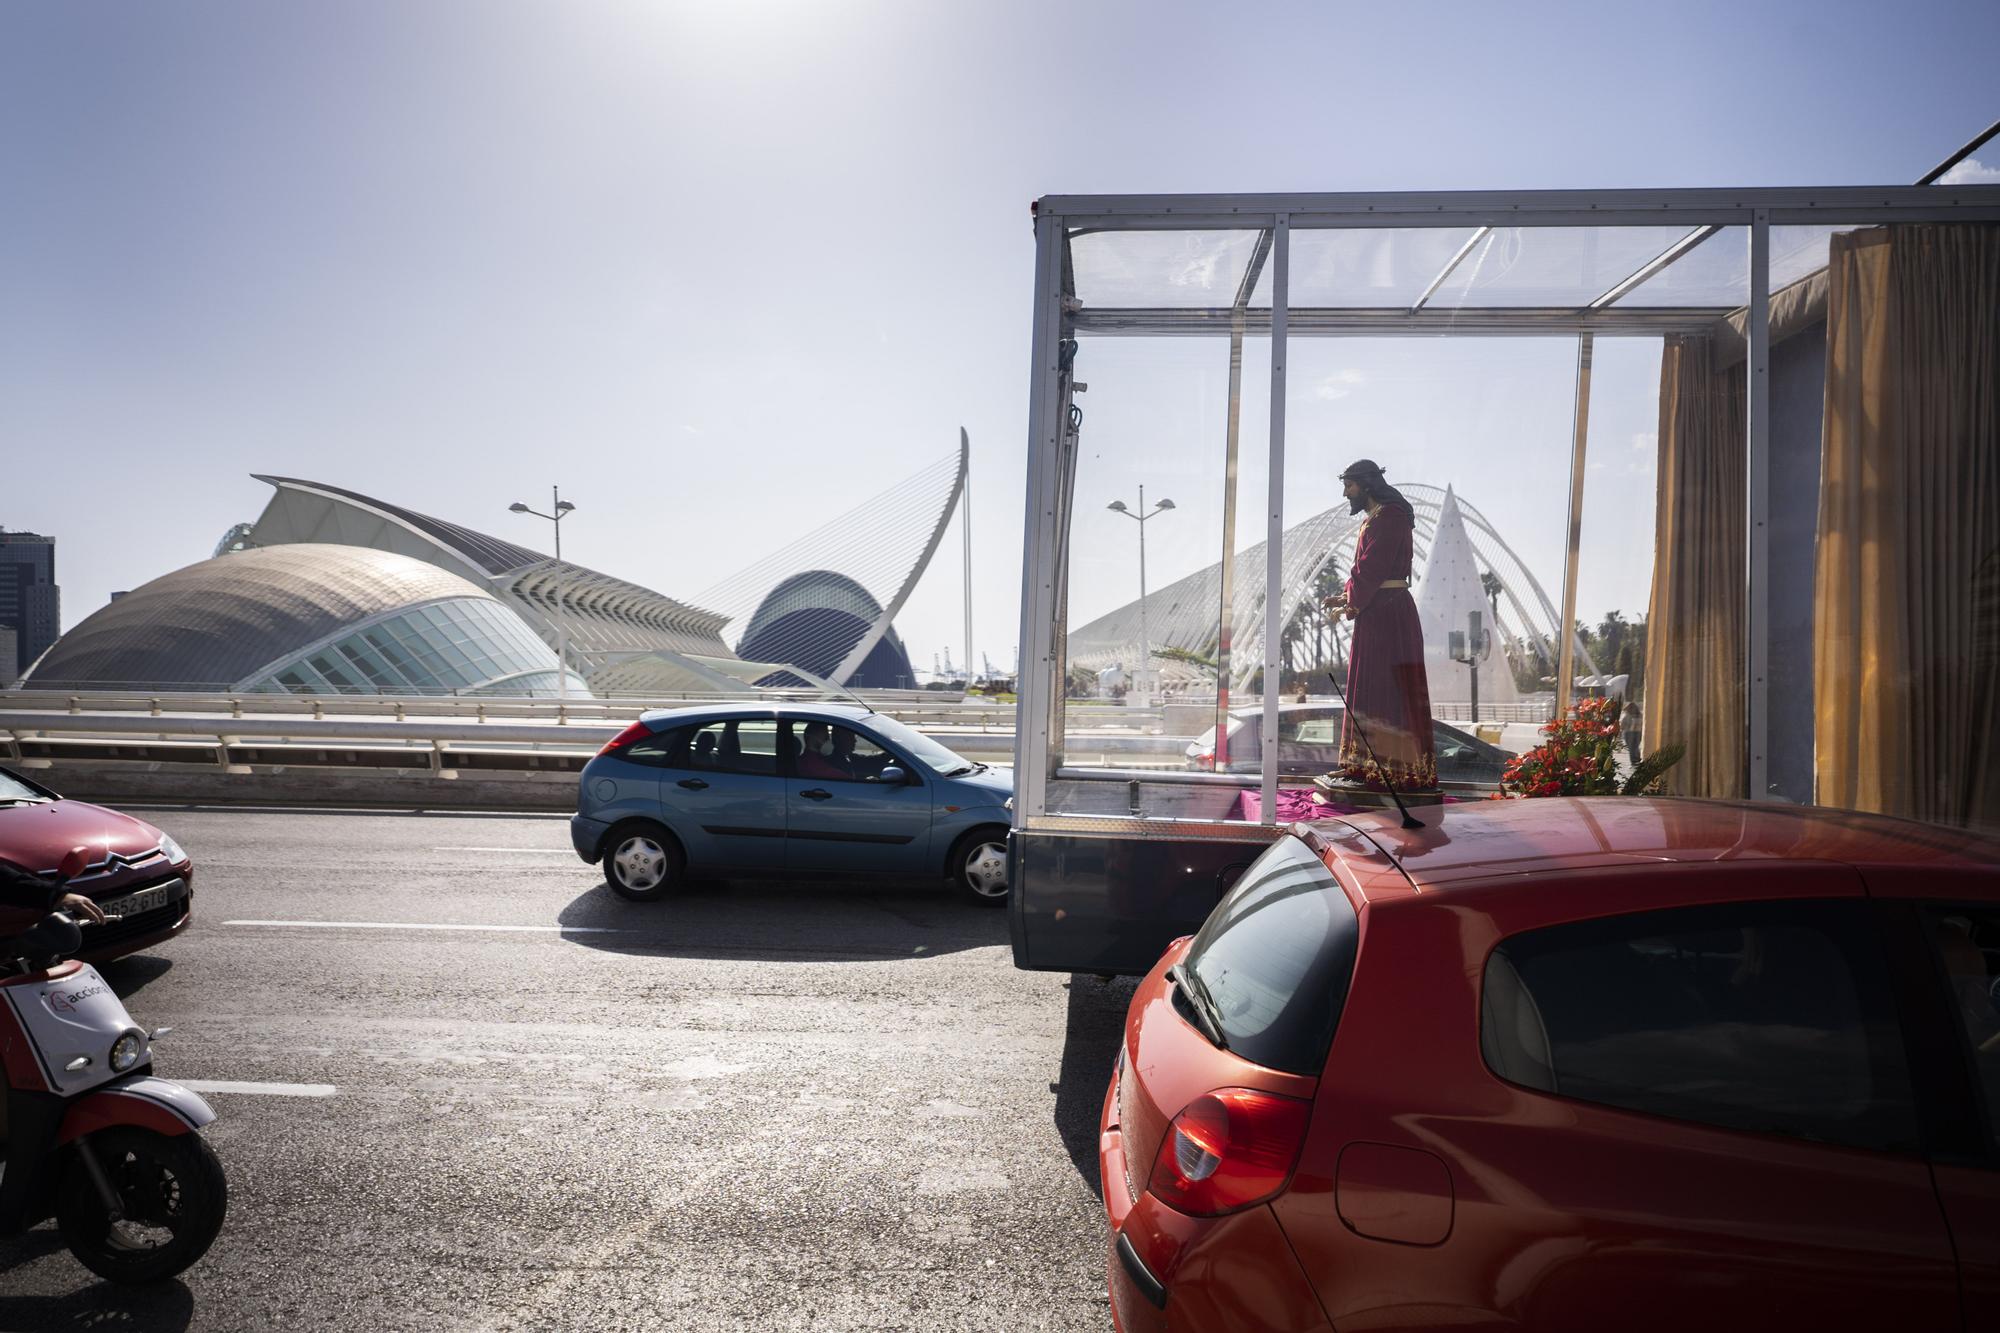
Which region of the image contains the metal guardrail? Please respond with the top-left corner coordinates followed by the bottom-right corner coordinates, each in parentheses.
top-left (0, 688), bottom-right (1031, 729)
top-left (0, 693), bottom-right (1269, 790)
top-left (1, 710), bottom-right (616, 777)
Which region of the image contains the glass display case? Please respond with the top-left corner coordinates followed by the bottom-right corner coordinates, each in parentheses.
top-left (1008, 185), bottom-right (2000, 974)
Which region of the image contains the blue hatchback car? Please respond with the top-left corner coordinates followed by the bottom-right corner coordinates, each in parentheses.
top-left (571, 704), bottom-right (1014, 906)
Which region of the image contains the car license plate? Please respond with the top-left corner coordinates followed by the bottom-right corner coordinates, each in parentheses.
top-left (92, 878), bottom-right (186, 921)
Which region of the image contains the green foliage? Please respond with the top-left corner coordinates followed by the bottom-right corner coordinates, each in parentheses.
top-left (1152, 645), bottom-right (1219, 676)
top-left (1620, 741), bottom-right (1686, 796)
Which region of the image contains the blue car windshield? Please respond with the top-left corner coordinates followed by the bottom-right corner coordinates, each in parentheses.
top-left (857, 714), bottom-right (977, 776)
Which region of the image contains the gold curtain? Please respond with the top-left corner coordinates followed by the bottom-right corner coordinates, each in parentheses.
top-left (1815, 224), bottom-right (2000, 827)
top-left (1644, 335), bottom-right (1746, 798)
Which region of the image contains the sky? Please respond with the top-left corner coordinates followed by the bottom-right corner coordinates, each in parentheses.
top-left (4, 0), bottom-right (1996, 682)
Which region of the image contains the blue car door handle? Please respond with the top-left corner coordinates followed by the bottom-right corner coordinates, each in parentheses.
top-left (677, 778), bottom-right (709, 790)
top-left (800, 788), bottom-right (832, 801)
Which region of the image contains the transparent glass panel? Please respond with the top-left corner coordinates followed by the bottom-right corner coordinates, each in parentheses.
top-left (1068, 229), bottom-right (1265, 309)
top-left (1610, 227), bottom-right (1745, 307)
top-left (1614, 225), bottom-right (1866, 307)
top-left (1285, 328), bottom-right (1584, 799)
top-left (1047, 328), bottom-right (1271, 820)
top-left (1429, 226), bottom-right (1699, 309)
top-left (1277, 226), bottom-right (1483, 309)
top-left (1772, 223), bottom-right (1864, 290)
top-left (1572, 336), bottom-right (1668, 787)
top-left (341, 643), bottom-right (398, 692)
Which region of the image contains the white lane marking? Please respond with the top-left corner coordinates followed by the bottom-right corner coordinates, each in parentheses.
top-left (224, 919), bottom-right (629, 934)
top-left (432, 846), bottom-right (575, 854)
top-left (179, 1080), bottom-right (337, 1098)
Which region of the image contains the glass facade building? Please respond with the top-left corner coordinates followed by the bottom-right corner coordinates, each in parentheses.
top-left (25, 543), bottom-right (589, 697)
top-left (247, 597), bottom-right (588, 698)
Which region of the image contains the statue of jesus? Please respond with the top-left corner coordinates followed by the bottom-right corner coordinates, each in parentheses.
top-left (1316, 458), bottom-right (1439, 798)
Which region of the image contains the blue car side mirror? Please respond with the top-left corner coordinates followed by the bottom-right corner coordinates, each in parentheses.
top-left (878, 766), bottom-right (908, 785)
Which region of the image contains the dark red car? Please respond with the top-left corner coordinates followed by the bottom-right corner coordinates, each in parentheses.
top-left (1102, 797), bottom-right (2000, 1332)
top-left (0, 766), bottom-right (193, 963)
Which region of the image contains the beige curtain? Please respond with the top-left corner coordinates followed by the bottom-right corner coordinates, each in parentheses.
top-left (1644, 335), bottom-right (1746, 798)
top-left (1816, 224), bottom-right (2000, 827)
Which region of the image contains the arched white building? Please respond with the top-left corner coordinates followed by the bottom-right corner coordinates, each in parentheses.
top-left (1066, 482), bottom-right (1599, 698)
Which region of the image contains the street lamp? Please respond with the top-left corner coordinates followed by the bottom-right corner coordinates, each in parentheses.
top-left (1107, 486), bottom-right (1175, 701)
top-left (508, 487), bottom-right (577, 700)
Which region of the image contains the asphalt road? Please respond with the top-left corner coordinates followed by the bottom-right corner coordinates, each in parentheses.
top-left (0, 807), bottom-right (1136, 1332)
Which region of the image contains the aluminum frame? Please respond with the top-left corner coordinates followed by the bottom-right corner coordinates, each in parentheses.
top-left (1037, 185), bottom-right (2000, 230)
top-left (1015, 182), bottom-right (2000, 832)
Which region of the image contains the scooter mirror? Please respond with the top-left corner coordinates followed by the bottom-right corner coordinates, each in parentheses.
top-left (57, 845), bottom-right (93, 881)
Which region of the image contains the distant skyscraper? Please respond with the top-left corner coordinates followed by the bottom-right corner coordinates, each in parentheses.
top-left (0, 529), bottom-right (60, 680)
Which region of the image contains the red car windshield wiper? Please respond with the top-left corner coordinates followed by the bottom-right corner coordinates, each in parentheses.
top-left (1167, 963), bottom-right (1229, 1051)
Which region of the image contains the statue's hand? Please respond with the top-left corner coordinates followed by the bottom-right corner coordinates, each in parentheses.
top-left (1342, 605), bottom-right (1359, 621)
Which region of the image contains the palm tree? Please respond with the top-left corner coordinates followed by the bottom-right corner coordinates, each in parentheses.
top-left (1596, 610), bottom-right (1629, 667)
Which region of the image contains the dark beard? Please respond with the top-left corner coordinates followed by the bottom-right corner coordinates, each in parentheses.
top-left (1347, 492), bottom-right (1369, 516)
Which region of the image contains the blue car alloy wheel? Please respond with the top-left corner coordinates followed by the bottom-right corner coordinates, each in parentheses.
top-left (602, 823), bottom-right (685, 902)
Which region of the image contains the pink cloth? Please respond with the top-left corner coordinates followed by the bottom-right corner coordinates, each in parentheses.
top-left (1231, 786), bottom-right (1459, 822)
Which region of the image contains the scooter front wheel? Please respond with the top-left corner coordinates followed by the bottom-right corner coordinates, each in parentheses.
top-left (57, 1127), bottom-right (227, 1284)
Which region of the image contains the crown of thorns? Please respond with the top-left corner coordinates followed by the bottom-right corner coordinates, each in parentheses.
top-left (1339, 459), bottom-right (1385, 482)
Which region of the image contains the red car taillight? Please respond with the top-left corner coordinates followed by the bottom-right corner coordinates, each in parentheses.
top-left (597, 721), bottom-right (651, 757)
top-left (1147, 1088), bottom-right (1310, 1217)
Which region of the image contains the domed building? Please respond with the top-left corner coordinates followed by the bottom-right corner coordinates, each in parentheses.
top-left (24, 544), bottom-right (588, 697)
top-left (735, 570), bottom-right (917, 689)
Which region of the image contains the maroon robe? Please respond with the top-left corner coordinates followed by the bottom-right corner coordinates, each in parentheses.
top-left (1339, 501), bottom-right (1437, 789)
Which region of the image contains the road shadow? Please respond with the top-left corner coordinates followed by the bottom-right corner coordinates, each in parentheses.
top-left (554, 876), bottom-right (1008, 963)
top-left (1052, 972), bottom-right (1139, 1194)
top-left (0, 1264), bottom-right (194, 1333)
top-left (95, 953), bottom-right (174, 1000)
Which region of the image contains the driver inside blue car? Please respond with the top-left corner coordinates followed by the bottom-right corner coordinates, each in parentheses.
top-left (797, 723), bottom-right (849, 781)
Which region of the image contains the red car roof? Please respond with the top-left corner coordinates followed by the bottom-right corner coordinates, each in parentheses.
top-left (1303, 796), bottom-right (2000, 899)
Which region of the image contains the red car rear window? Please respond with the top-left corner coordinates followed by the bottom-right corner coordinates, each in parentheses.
top-left (1183, 835), bottom-right (1359, 1075)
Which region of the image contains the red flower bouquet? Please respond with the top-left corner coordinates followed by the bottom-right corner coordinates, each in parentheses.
top-left (1495, 697), bottom-right (1683, 799)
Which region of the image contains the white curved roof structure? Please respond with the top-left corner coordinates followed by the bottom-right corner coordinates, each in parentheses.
top-left (24, 545), bottom-right (582, 696)
top-left (244, 476), bottom-right (747, 689)
top-left (694, 434), bottom-right (968, 687)
top-left (1066, 482), bottom-right (1599, 695)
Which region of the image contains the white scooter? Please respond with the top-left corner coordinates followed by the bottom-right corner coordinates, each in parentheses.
top-left (0, 847), bottom-right (226, 1283)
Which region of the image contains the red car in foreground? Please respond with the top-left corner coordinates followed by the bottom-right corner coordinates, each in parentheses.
top-left (1102, 797), bottom-right (2000, 1332)
top-left (0, 766), bottom-right (193, 963)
